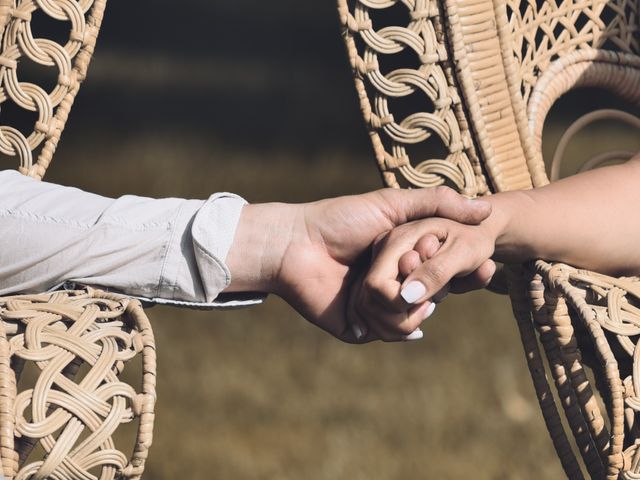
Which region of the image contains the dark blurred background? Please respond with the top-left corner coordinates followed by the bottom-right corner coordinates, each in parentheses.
top-left (6, 0), bottom-right (640, 478)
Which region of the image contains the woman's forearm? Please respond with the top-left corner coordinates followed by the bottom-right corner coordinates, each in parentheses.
top-left (486, 156), bottom-right (640, 275)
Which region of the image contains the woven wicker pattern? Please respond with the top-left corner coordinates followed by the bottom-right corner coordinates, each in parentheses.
top-left (338, 0), bottom-right (490, 196)
top-left (506, 0), bottom-right (640, 102)
top-left (0, 3), bottom-right (159, 477)
top-left (0, 0), bottom-right (106, 180)
top-left (503, 12), bottom-right (639, 477)
top-left (549, 109), bottom-right (640, 181)
top-left (339, 0), bottom-right (640, 477)
top-left (0, 288), bottom-right (156, 480)
top-left (515, 261), bottom-right (640, 479)
top-left (527, 49), bottom-right (640, 180)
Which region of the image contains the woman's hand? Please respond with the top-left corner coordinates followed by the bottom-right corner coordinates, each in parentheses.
top-left (226, 187), bottom-right (493, 342)
top-left (345, 217), bottom-right (497, 342)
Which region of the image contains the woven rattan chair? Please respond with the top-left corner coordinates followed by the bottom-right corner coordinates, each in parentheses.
top-left (0, 2), bottom-right (156, 479)
top-left (339, 0), bottom-right (639, 478)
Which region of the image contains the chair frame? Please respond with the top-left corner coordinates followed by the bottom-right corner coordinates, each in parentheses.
top-left (0, 1), bottom-right (156, 478)
top-left (339, 0), bottom-right (639, 477)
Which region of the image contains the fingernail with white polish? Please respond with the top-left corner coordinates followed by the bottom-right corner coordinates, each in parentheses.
top-left (425, 302), bottom-right (436, 319)
top-left (403, 328), bottom-right (424, 341)
top-left (401, 281), bottom-right (427, 304)
top-left (352, 324), bottom-right (364, 340)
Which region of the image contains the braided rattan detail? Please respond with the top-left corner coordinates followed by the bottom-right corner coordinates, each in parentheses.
top-left (506, 0), bottom-right (640, 103)
top-left (549, 109), bottom-right (640, 181)
top-left (505, 265), bottom-right (586, 479)
top-left (0, 0), bottom-right (107, 180)
top-left (511, 261), bottom-right (640, 479)
top-left (442, 0), bottom-right (548, 191)
top-left (527, 50), bottom-right (640, 180)
top-left (340, 0), bottom-right (640, 478)
top-left (0, 288), bottom-right (156, 480)
top-left (338, 0), bottom-right (489, 197)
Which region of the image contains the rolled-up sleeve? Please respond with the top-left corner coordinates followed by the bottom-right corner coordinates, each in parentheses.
top-left (0, 169), bottom-right (264, 308)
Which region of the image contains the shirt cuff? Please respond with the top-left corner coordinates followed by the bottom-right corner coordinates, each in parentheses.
top-left (134, 292), bottom-right (266, 309)
top-left (192, 192), bottom-right (268, 307)
top-left (53, 188), bottom-right (267, 306)
top-left (157, 192), bottom-right (266, 308)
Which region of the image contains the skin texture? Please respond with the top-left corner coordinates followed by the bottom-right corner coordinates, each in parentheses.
top-left (226, 154), bottom-right (640, 343)
top-left (225, 187), bottom-right (493, 343)
top-left (385, 155), bottom-right (640, 312)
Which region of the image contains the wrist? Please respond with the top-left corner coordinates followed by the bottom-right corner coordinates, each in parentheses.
top-left (225, 202), bottom-right (302, 293)
top-left (486, 190), bottom-right (536, 263)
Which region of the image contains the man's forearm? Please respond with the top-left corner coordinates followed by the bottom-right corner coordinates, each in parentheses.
top-left (486, 156), bottom-right (640, 275)
top-left (0, 170), bottom-right (263, 307)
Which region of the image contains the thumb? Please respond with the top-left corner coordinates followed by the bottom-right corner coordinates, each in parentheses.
top-left (380, 187), bottom-right (491, 226)
top-left (399, 242), bottom-right (480, 304)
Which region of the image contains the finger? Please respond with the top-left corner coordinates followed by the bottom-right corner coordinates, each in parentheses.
top-left (400, 240), bottom-right (484, 304)
top-left (450, 259), bottom-right (497, 294)
top-left (403, 301), bottom-right (436, 338)
top-left (371, 230), bottom-right (390, 259)
top-left (361, 295), bottom-right (436, 341)
top-left (354, 293), bottom-right (400, 342)
top-left (399, 233), bottom-right (441, 279)
top-left (485, 265), bottom-right (509, 294)
top-left (413, 234), bottom-right (441, 261)
top-left (376, 187), bottom-right (491, 226)
top-left (364, 222), bottom-right (450, 312)
top-left (358, 264), bottom-right (434, 341)
top-left (345, 271), bottom-right (374, 343)
top-left (398, 250), bottom-right (421, 278)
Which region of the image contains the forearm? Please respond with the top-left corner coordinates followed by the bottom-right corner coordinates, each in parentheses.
top-left (486, 156), bottom-right (640, 275)
top-left (0, 170), bottom-right (262, 306)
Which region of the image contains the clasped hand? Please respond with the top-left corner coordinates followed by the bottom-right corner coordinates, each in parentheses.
top-left (226, 186), bottom-right (497, 343)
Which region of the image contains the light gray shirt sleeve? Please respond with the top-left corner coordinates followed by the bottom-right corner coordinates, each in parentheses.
top-left (0, 169), bottom-right (265, 308)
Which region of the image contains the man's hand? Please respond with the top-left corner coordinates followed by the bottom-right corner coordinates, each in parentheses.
top-left (226, 187), bottom-right (492, 342)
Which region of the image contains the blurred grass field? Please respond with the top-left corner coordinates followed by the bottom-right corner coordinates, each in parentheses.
top-left (8, 1), bottom-right (640, 478)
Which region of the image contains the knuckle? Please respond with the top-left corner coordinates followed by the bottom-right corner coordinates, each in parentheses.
top-left (448, 239), bottom-right (466, 257)
top-left (435, 185), bottom-right (457, 201)
top-left (363, 275), bottom-right (383, 297)
top-left (386, 226), bottom-right (407, 242)
top-left (416, 234), bottom-right (440, 259)
top-left (370, 289), bottom-right (402, 312)
top-left (378, 187), bottom-right (396, 197)
top-left (425, 262), bottom-right (448, 286)
top-left (376, 188), bottom-right (400, 215)
top-left (399, 251), bottom-right (420, 275)
top-left (417, 233), bottom-right (437, 245)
